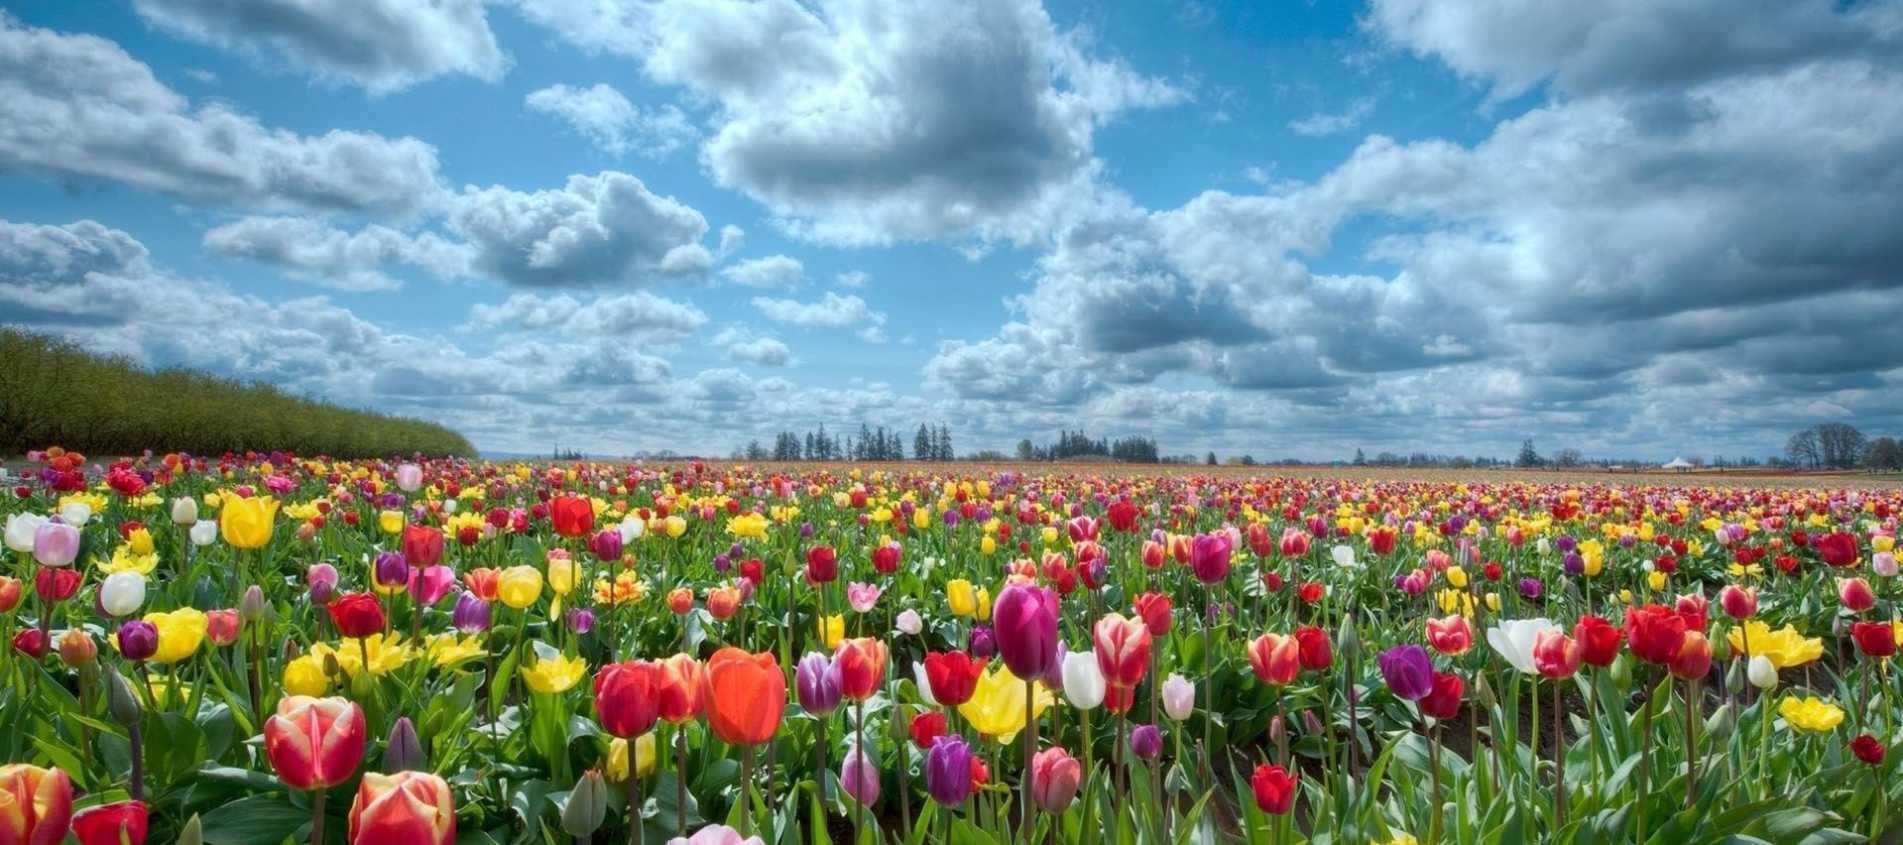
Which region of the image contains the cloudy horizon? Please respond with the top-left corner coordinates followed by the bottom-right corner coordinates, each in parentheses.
top-left (2, 1), bottom-right (1900, 462)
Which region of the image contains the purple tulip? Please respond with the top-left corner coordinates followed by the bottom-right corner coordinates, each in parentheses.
top-left (1555, 535), bottom-right (1576, 553)
top-left (566, 608), bottom-right (595, 634)
top-left (384, 717), bottom-right (425, 772)
top-left (374, 551), bottom-right (410, 590)
top-left (453, 592), bottom-right (491, 633)
top-left (1519, 578), bottom-right (1543, 600)
top-left (713, 554), bottom-right (732, 574)
top-left (117, 620), bottom-right (159, 662)
top-left (993, 584), bottom-right (1060, 679)
top-left (942, 510), bottom-right (961, 529)
top-left (799, 522), bottom-right (815, 539)
top-left (307, 563), bottom-right (339, 605)
top-left (590, 529), bottom-right (624, 562)
top-left (1378, 645), bottom-right (1434, 701)
top-left (1129, 725), bottom-right (1162, 759)
top-left (969, 625), bottom-right (996, 660)
top-left (797, 652), bottom-right (841, 715)
top-left (926, 736), bottom-right (973, 806)
top-left (841, 748), bottom-right (880, 806)
top-left (1189, 532), bottom-right (1232, 584)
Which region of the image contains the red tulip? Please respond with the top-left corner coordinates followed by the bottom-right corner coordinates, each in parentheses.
top-left (911, 711), bottom-right (947, 750)
top-left (1092, 613), bottom-right (1152, 688)
top-left (1718, 585), bottom-right (1757, 620)
top-left (1131, 591), bottom-right (1172, 636)
top-left (1852, 734), bottom-right (1886, 766)
top-left (1425, 615), bottom-right (1472, 656)
top-left (1851, 621), bottom-right (1897, 658)
top-left (70, 801), bottom-right (147, 845)
top-left (1674, 593), bottom-right (1708, 633)
top-left (12, 628), bottom-right (48, 659)
top-left (347, 771), bottom-right (455, 845)
top-left (1624, 604), bottom-right (1688, 665)
top-left (832, 638), bottom-right (888, 701)
top-left (1247, 633), bottom-right (1299, 686)
top-left (328, 592), bottom-right (386, 639)
top-left (1293, 625), bottom-right (1332, 671)
top-left (401, 525), bottom-right (444, 569)
top-left (1532, 629), bottom-right (1581, 679)
top-left (1572, 615), bottom-right (1622, 667)
top-left (264, 696), bottom-right (367, 791)
top-left (1669, 631), bottom-right (1713, 681)
top-left (1250, 763), bottom-right (1297, 815)
top-left (703, 648), bottom-right (785, 746)
top-left (549, 495), bottom-right (595, 538)
top-left (656, 654), bottom-right (706, 723)
top-left (806, 546), bottom-right (838, 584)
top-left (871, 543), bottom-right (901, 575)
top-left (1368, 527), bottom-right (1397, 555)
top-left (1815, 532), bottom-right (1859, 567)
top-left (1840, 578), bottom-right (1877, 613)
top-left (593, 660), bottom-right (662, 738)
top-left (1420, 671), bottom-right (1463, 721)
top-left (922, 652), bottom-right (986, 707)
top-left (0, 763), bottom-right (73, 845)
top-left (33, 568), bottom-right (80, 603)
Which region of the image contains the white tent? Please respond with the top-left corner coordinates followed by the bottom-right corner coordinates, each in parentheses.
top-left (1661, 457), bottom-right (1694, 470)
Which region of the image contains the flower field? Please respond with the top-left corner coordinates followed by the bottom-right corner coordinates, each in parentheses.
top-left (1, 448), bottom-right (1898, 845)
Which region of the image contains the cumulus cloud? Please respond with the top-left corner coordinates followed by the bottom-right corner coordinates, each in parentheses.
top-left (0, 16), bottom-right (443, 214)
top-left (525, 83), bottom-right (697, 157)
top-left (712, 325), bottom-right (792, 367)
top-left (130, 0), bottom-right (509, 94)
top-left (511, 0), bottom-right (1183, 244)
top-left (721, 255), bottom-right (803, 289)
top-left (448, 171), bottom-right (715, 286)
top-left (203, 216), bottom-right (470, 291)
top-left (751, 291), bottom-right (886, 332)
top-left (464, 291), bottom-right (707, 343)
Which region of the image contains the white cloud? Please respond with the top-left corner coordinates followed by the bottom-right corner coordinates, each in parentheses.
top-left (448, 171), bottom-right (714, 286)
top-left (465, 291), bottom-right (707, 343)
top-left (1287, 97), bottom-right (1375, 137)
top-left (0, 16), bottom-right (443, 214)
top-left (711, 325), bottom-right (792, 366)
top-left (131, 0), bottom-right (509, 94)
top-left (751, 291), bottom-right (886, 330)
top-left (510, 0), bottom-right (1184, 244)
top-left (835, 270), bottom-right (869, 288)
top-left (721, 255), bottom-right (803, 289)
top-left (203, 216), bottom-right (470, 291)
top-left (525, 83), bottom-right (698, 157)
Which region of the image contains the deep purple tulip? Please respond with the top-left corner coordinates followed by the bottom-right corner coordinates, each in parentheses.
top-left (1189, 532), bottom-right (1232, 584)
top-left (1562, 552), bottom-right (1584, 575)
top-left (942, 510), bottom-right (961, 529)
top-left (1519, 578), bottom-right (1543, 600)
top-left (452, 591), bottom-right (491, 633)
top-left (713, 554), bottom-right (732, 574)
top-left (590, 529), bottom-right (624, 562)
top-left (993, 584), bottom-right (1060, 679)
top-left (566, 607), bottom-right (595, 634)
top-left (1377, 645), bottom-right (1434, 701)
top-left (1129, 725), bottom-right (1162, 759)
top-left (797, 652), bottom-right (841, 715)
top-left (969, 625), bottom-right (997, 660)
top-left (799, 522), bottom-right (816, 539)
top-left (1555, 535), bottom-right (1577, 553)
top-left (117, 620), bottom-right (159, 662)
top-left (373, 551), bottom-right (410, 590)
top-left (926, 736), bottom-right (973, 806)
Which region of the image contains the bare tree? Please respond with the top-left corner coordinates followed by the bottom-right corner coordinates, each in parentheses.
top-left (1814, 422), bottom-right (1868, 469)
top-left (1553, 448), bottom-right (1583, 468)
top-left (1786, 429), bottom-right (1821, 468)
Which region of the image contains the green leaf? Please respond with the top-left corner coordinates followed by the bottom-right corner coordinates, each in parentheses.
top-left (199, 794), bottom-right (310, 845)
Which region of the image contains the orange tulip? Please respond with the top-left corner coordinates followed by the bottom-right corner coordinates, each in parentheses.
top-left (0, 764), bottom-right (73, 845)
top-left (703, 647), bottom-right (786, 746)
top-left (348, 771), bottom-right (455, 845)
top-left (833, 638), bottom-right (888, 701)
top-left (264, 696), bottom-right (367, 791)
top-left (1247, 633), bottom-right (1300, 686)
top-left (656, 653), bottom-right (706, 724)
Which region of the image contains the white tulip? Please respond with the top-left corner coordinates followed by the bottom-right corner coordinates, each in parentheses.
top-left (896, 609), bottom-right (923, 636)
top-left (4, 513), bottom-right (48, 553)
top-left (913, 662), bottom-right (939, 707)
top-left (1486, 618), bottom-right (1557, 675)
top-left (58, 502), bottom-right (92, 527)
top-left (1061, 651), bottom-right (1105, 709)
top-left (100, 572), bottom-right (147, 617)
top-left (441, 499), bottom-right (457, 515)
top-left (170, 496), bottom-right (198, 526)
top-left (190, 520), bottom-right (219, 547)
top-left (618, 516), bottom-right (645, 544)
top-left (1162, 674), bottom-right (1196, 721)
top-left (1748, 655), bottom-right (1778, 690)
top-left (1331, 545), bottom-right (1356, 569)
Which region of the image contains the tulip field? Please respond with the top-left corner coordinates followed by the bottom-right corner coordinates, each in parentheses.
top-left (3, 448), bottom-right (1901, 845)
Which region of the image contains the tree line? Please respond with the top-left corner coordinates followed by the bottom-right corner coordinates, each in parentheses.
top-left (1014, 430), bottom-right (1162, 463)
top-left (1786, 423), bottom-right (1902, 471)
top-left (0, 327), bottom-right (474, 458)
top-left (743, 423), bottom-right (955, 461)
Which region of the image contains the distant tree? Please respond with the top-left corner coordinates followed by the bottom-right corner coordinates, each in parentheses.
top-left (1516, 439), bottom-right (1543, 468)
top-left (1553, 448), bottom-right (1582, 468)
top-left (1205, 451), bottom-right (1218, 466)
top-left (1239, 454), bottom-right (1257, 466)
top-left (1015, 439), bottom-right (1035, 461)
top-left (1865, 436), bottom-right (1902, 472)
top-left (1352, 448), bottom-right (1366, 466)
top-left (1786, 429), bottom-right (1821, 468)
top-left (1814, 422), bottom-right (1867, 469)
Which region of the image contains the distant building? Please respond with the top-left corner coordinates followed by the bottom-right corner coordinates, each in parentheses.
top-left (1661, 457), bottom-right (1694, 471)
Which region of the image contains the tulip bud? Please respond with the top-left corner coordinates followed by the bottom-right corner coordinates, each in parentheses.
top-left (1704, 702), bottom-right (1736, 742)
top-left (1472, 672), bottom-right (1497, 710)
top-left (561, 770), bottom-right (609, 838)
top-left (1129, 724), bottom-right (1162, 760)
top-left (384, 717), bottom-right (425, 772)
top-left (1608, 654), bottom-right (1633, 691)
top-left (106, 665), bottom-right (142, 726)
top-left (1710, 631), bottom-right (1731, 663)
top-left (1335, 614), bottom-right (1360, 660)
top-left (1747, 655), bottom-right (1778, 690)
top-left (240, 585), bottom-right (267, 623)
top-left (1725, 658), bottom-right (1744, 693)
top-left (175, 813), bottom-right (203, 845)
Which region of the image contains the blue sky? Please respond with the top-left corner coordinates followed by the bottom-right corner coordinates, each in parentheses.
top-left (3, 0), bottom-right (1900, 460)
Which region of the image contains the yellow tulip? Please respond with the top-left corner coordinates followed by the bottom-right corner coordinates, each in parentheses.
top-left (97, 546), bottom-right (158, 576)
top-left (498, 565), bottom-right (544, 609)
top-left (426, 633), bottom-right (486, 667)
top-left (316, 635), bottom-right (415, 677)
top-left (948, 580), bottom-right (977, 617)
top-left (817, 614), bottom-right (845, 650)
top-left (607, 734), bottom-right (658, 781)
top-left (282, 654), bottom-right (330, 696)
top-left (1483, 592), bottom-right (1500, 612)
top-left (127, 527), bottom-right (155, 556)
top-left (377, 510), bottom-right (404, 535)
top-left (981, 536), bottom-right (996, 556)
top-left (548, 554), bottom-right (577, 595)
top-left (523, 652), bottom-right (587, 694)
top-left (219, 496), bottom-right (279, 549)
top-left (957, 666), bottom-right (1053, 743)
top-left (1727, 621), bottom-right (1824, 669)
top-left (664, 516), bottom-right (687, 539)
top-left (1646, 571), bottom-right (1668, 591)
top-left (1779, 696), bottom-right (1844, 733)
top-left (975, 588), bottom-right (992, 622)
top-left (1444, 566), bottom-right (1468, 589)
top-left (142, 607), bottom-right (208, 664)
